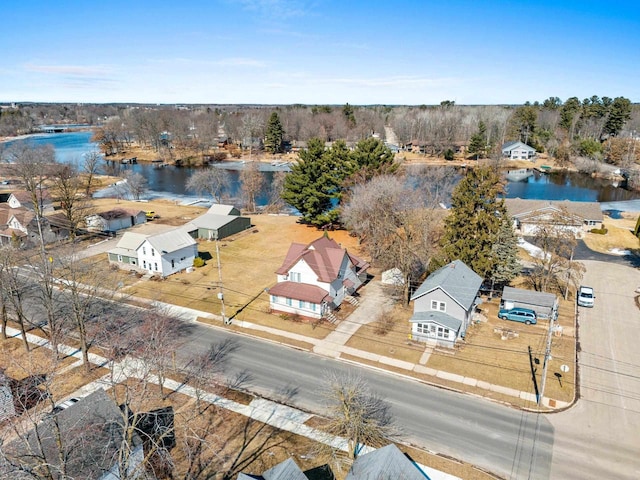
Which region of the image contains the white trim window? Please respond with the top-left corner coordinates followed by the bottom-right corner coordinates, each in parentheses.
top-left (437, 326), bottom-right (450, 338)
top-left (430, 300), bottom-right (446, 312)
top-left (416, 323), bottom-right (428, 334)
top-left (290, 272), bottom-right (301, 282)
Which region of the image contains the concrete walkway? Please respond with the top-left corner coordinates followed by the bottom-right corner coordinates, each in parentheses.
top-left (3, 325), bottom-right (460, 480)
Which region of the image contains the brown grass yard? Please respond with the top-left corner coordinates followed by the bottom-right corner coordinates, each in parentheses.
top-left (583, 216), bottom-right (640, 253)
top-left (122, 214), bottom-right (362, 339)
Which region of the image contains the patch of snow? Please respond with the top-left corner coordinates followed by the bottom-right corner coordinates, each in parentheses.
top-left (518, 238), bottom-right (549, 260)
top-left (609, 248), bottom-right (631, 256)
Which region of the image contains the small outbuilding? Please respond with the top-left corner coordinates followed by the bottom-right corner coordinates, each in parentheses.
top-left (501, 286), bottom-right (558, 320)
top-left (182, 204), bottom-right (251, 240)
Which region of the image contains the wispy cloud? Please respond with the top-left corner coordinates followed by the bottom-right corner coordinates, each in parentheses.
top-left (319, 75), bottom-right (462, 89)
top-left (214, 57), bottom-right (268, 67)
top-left (24, 64), bottom-right (113, 76)
top-left (147, 57), bottom-right (268, 68)
top-left (231, 0), bottom-right (314, 19)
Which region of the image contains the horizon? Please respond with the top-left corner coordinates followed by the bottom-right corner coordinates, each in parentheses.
top-left (2, 0), bottom-right (639, 105)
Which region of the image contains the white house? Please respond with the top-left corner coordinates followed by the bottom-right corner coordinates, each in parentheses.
top-left (501, 141), bottom-right (537, 160)
top-left (108, 229), bottom-right (197, 277)
top-left (7, 190), bottom-right (53, 213)
top-left (269, 235), bottom-right (369, 320)
top-left (85, 209), bottom-right (146, 233)
top-left (137, 229), bottom-right (197, 277)
top-left (410, 260), bottom-right (483, 347)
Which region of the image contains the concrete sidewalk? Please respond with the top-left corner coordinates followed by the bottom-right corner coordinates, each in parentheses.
top-left (3, 325), bottom-right (461, 480)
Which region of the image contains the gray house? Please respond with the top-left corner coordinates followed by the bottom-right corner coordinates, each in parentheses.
top-left (410, 260), bottom-right (483, 347)
top-left (502, 286), bottom-right (558, 320)
top-left (502, 141), bottom-right (537, 160)
top-left (182, 204), bottom-right (251, 240)
top-left (1, 388), bottom-right (144, 480)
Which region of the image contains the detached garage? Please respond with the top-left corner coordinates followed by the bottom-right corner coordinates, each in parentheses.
top-left (182, 204), bottom-right (251, 240)
top-left (501, 286), bottom-right (558, 320)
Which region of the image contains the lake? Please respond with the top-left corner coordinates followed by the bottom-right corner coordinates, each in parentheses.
top-left (3, 131), bottom-right (640, 207)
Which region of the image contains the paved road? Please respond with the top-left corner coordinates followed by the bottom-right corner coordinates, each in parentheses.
top-left (572, 240), bottom-right (640, 267)
top-left (549, 261), bottom-right (640, 479)
top-left (180, 321), bottom-right (553, 480)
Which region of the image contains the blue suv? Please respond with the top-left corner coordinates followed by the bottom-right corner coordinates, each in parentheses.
top-left (498, 307), bottom-right (537, 325)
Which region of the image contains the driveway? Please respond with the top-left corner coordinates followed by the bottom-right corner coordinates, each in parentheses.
top-left (548, 261), bottom-right (640, 479)
top-left (573, 240), bottom-right (640, 267)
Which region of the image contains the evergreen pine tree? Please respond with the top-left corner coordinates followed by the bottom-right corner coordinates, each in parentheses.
top-left (468, 121), bottom-right (487, 159)
top-left (441, 166), bottom-right (506, 279)
top-left (490, 217), bottom-right (521, 288)
top-left (264, 112), bottom-right (284, 154)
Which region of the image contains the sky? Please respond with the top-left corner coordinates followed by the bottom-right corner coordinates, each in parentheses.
top-left (1, 0), bottom-right (639, 105)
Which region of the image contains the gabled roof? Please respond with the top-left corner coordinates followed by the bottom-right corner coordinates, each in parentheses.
top-left (2, 388), bottom-right (141, 480)
top-left (263, 458), bottom-right (308, 480)
top-left (184, 213), bottom-right (239, 230)
top-left (207, 204), bottom-right (240, 216)
top-left (504, 198), bottom-right (603, 222)
top-left (143, 228), bottom-right (196, 254)
top-left (409, 310), bottom-right (463, 332)
top-left (276, 235), bottom-right (367, 283)
top-left (95, 208), bottom-right (144, 220)
top-left (0, 204), bottom-right (34, 226)
top-left (502, 286), bottom-right (557, 309)
top-left (9, 189), bottom-right (52, 205)
top-left (346, 444), bottom-right (428, 480)
top-left (411, 260), bottom-right (482, 310)
top-left (269, 281), bottom-right (332, 304)
top-left (114, 232), bottom-right (148, 251)
top-left (501, 141), bottom-right (535, 152)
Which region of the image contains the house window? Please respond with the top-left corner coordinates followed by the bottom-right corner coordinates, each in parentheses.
top-left (437, 327), bottom-right (450, 338)
top-left (154, 263), bottom-right (158, 271)
top-left (430, 300), bottom-right (446, 312)
top-left (299, 300), bottom-right (304, 308)
top-left (117, 255), bottom-right (123, 263)
top-left (171, 259), bottom-right (175, 268)
top-left (271, 295), bottom-right (278, 303)
top-left (585, 220), bottom-right (596, 226)
top-left (131, 259), bottom-right (137, 265)
top-left (311, 303), bottom-right (316, 312)
top-left (286, 298), bottom-right (292, 306)
top-left (290, 272), bottom-right (301, 282)
top-left (143, 247), bottom-right (146, 255)
top-left (143, 261), bottom-right (147, 269)
top-left (151, 249), bottom-right (155, 256)
top-left (416, 323), bottom-right (428, 334)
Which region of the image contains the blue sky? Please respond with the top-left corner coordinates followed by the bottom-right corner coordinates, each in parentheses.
top-left (1, 0), bottom-right (638, 105)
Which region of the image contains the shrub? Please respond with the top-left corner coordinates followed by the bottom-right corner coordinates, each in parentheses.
top-left (212, 151), bottom-right (227, 161)
top-left (193, 256), bottom-right (205, 267)
top-left (590, 227), bottom-right (608, 235)
top-left (443, 148), bottom-right (455, 161)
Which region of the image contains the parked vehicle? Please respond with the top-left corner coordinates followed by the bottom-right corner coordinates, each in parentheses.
top-left (577, 286), bottom-right (595, 307)
top-left (50, 397), bottom-right (80, 415)
top-left (498, 307), bottom-right (537, 325)
top-left (145, 210), bottom-right (160, 220)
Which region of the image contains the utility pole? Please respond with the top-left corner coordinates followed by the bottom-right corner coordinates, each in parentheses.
top-left (215, 240), bottom-right (229, 325)
top-left (538, 314), bottom-right (555, 407)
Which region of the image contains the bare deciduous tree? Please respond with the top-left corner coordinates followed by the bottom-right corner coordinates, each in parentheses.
top-left (186, 167), bottom-right (230, 204)
top-left (316, 371), bottom-right (397, 472)
top-left (123, 170), bottom-right (148, 200)
top-left (240, 161), bottom-right (264, 213)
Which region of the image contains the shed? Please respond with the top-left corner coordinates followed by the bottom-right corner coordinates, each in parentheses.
top-left (182, 209), bottom-right (251, 240)
top-left (501, 286), bottom-right (558, 320)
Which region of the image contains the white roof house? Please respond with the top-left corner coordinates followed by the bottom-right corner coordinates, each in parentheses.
top-left (137, 229), bottom-right (197, 277)
top-left (501, 141), bottom-right (537, 160)
top-left (108, 229), bottom-right (197, 277)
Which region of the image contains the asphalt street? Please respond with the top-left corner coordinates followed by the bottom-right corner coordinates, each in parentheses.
top-left (180, 321), bottom-right (554, 480)
top-left (549, 261), bottom-right (640, 479)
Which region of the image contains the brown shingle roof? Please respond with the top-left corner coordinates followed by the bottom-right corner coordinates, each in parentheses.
top-left (269, 281), bottom-right (332, 304)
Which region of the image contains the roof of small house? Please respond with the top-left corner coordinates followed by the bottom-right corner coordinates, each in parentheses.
top-left (143, 228), bottom-right (196, 254)
top-left (502, 286), bottom-right (558, 309)
top-left (96, 208), bottom-right (145, 220)
top-left (504, 198), bottom-right (603, 222)
top-left (1, 388), bottom-right (141, 480)
top-left (184, 213), bottom-right (240, 230)
top-left (346, 444), bottom-right (428, 480)
top-left (409, 310), bottom-right (463, 332)
top-left (207, 204), bottom-right (240, 216)
top-left (9, 189), bottom-right (52, 205)
top-left (411, 260), bottom-right (482, 310)
top-left (276, 236), bottom-right (368, 282)
top-left (114, 232), bottom-right (148, 251)
top-left (501, 140), bottom-right (536, 152)
top-left (0, 204), bottom-right (34, 226)
top-left (269, 281), bottom-right (332, 304)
